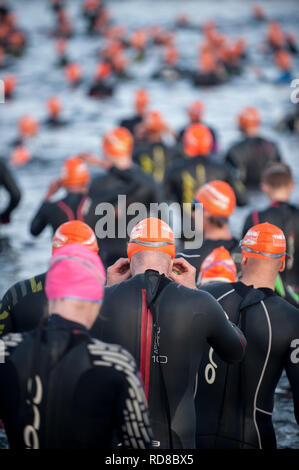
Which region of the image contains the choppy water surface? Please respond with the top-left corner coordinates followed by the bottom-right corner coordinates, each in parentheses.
top-left (0, 0), bottom-right (299, 449)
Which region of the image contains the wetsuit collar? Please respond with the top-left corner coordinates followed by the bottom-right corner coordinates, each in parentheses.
top-left (233, 282), bottom-right (276, 310)
top-left (144, 270), bottom-right (172, 307)
top-left (47, 314), bottom-right (88, 332)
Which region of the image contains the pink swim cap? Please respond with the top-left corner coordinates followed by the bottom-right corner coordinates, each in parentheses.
top-left (45, 244), bottom-right (106, 303)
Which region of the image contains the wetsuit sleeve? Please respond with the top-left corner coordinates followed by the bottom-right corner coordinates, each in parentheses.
top-left (225, 165), bottom-right (248, 207)
top-left (201, 291), bottom-right (247, 363)
top-left (116, 368), bottom-right (153, 449)
top-left (30, 202), bottom-right (51, 236)
top-left (163, 167), bottom-right (180, 203)
top-left (0, 161), bottom-right (21, 220)
top-left (224, 147), bottom-right (238, 170)
top-left (285, 337), bottom-right (299, 424)
top-left (0, 288), bottom-right (14, 337)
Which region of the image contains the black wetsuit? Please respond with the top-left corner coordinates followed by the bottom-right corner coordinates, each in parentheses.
top-left (178, 123), bottom-right (218, 154)
top-left (0, 159), bottom-right (21, 223)
top-left (133, 141), bottom-right (181, 185)
top-left (83, 4), bottom-right (102, 33)
top-left (276, 109), bottom-right (299, 133)
top-left (83, 165), bottom-right (162, 267)
top-left (44, 117), bottom-right (68, 128)
top-left (195, 281), bottom-right (299, 449)
top-left (88, 80), bottom-right (114, 98)
top-left (119, 114), bottom-right (143, 136)
top-left (242, 201), bottom-right (299, 289)
top-left (178, 238), bottom-right (242, 283)
top-left (92, 269), bottom-right (246, 449)
top-left (0, 272), bottom-right (47, 337)
top-left (164, 154), bottom-right (248, 207)
top-left (225, 136), bottom-right (281, 189)
top-left (30, 192), bottom-right (87, 236)
top-left (0, 315), bottom-right (153, 449)
top-left (191, 71), bottom-right (228, 87)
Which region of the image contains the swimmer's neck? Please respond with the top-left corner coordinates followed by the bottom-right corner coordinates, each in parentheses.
top-left (240, 274), bottom-right (275, 291)
top-left (204, 225), bottom-right (232, 241)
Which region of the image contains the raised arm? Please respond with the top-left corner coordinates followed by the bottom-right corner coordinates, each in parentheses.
top-left (200, 290), bottom-right (247, 363)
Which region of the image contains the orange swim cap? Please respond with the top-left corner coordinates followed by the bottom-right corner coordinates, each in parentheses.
top-left (95, 61), bottom-right (112, 80)
top-left (188, 100), bottom-right (204, 122)
top-left (65, 63), bottom-right (82, 84)
top-left (143, 110), bottom-right (168, 133)
top-left (183, 123), bottom-right (213, 157)
top-left (199, 52), bottom-right (217, 73)
top-left (252, 4), bottom-right (266, 20)
top-left (103, 127), bottom-right (134, 159)
top-left (194, 180), bottom-right (236, 218)
top-left (127, 217), bottom-right (175, 260)
top-left (84, 0), bottom-right (101, 11)
top-left (18, 115), bottom-right (39, 138)
top-left (8, 31), bottom-right (25, 48)
top-left (61, 157), bottom-right (90, 187)
top-left (275, 50), bottom-right (292, 71)
top-left (47, 97), bottom-right (62, 117)
top-left (241, 223), bottom-right (287, 261)
top-left (131, 30), bottom-right (147, 50)
top-left (164, 46), bottom-right (179, 66)
top-left (267, 22), bottom-right (285, 48)
top-left (10, 146), bottom-right (32, 166)
top-left (199, 246), bottom-right (237, 285)
top-left (112, 53), bottom-right (128, 72)
top-left (4, 75), bottom-right (17, 95)
top-left (52, 220), bottom-right (99, 254)
top-left (238, 107), bottom-right (260, 130)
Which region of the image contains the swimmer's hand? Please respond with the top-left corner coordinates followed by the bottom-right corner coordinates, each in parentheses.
top-left (79, 153), bottom-right (111, 169)
top-left (107, 258), bottom-right (131, 286)
top-left (170, 257), bottom-right (197, 289)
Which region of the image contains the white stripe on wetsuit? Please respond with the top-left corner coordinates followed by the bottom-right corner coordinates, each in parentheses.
top-left (216, 289), bottom-right (235, 302)
top-left (253, 300), bottom-right (272, 449)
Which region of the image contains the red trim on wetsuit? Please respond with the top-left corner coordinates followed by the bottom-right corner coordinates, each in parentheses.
top-left (56, 201), bottom-right (75, 221)
top-left (77, 196), bottom-right (87, 221)
top-left (271, 201), bottom-right (280, 208)
top-left (252, 210), bottom-right (259, 226)
top-left (140, 289), bottom-right (153, 400)
top-left (56, 196), bottom-right (87, 222)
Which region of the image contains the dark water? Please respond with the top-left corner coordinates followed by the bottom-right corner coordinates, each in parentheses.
top-left (1, 0), bottom-right (299, 449)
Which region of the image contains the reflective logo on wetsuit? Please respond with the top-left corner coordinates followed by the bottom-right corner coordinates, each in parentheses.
top-left (204, 311), bottom-right (229, 384)
top-left (205, 347), bottom-right (217, 384)
top-left (290, 339), bottom-right (299, 364)
top-left (152, 326), bottom-right (168, 364)
top-left (23, 375), bottom-right (43, 449)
